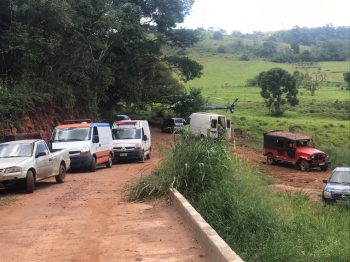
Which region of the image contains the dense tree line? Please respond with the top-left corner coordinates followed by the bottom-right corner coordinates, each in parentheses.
top-left (0, 0), bottom-right (202, 124)
top-left (227, 25), bottom-right (349, 63)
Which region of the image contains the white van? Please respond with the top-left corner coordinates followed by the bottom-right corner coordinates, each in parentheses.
top-left (111, 120), bottom-right (151, 162)
top-left (50, 119), bottom-right (114, 172)
top-left (184, 112), bottom-right (232, 139)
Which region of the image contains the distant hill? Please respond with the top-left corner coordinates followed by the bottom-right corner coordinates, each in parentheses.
top-left (165, 25), bottom-right (350, 63)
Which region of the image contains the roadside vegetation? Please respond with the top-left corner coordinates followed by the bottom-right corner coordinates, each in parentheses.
top-left (128, 132), bottom-right (350, 262)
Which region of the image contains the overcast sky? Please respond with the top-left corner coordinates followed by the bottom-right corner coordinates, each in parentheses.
top-left (178, 0), bottom-right (350, 33)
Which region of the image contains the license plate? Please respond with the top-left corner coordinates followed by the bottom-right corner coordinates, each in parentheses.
top-left (319, 162), bottom-right (325, 166)
top-left (120, 153), bottom-right (127, 157)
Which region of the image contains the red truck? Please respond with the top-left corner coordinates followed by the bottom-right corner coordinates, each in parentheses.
top-left (263, 130), bottom-right (331, 172)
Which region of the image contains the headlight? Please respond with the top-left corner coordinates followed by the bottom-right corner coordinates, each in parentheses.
top-left (323, 154), bottom-right (326, 158)
top-left (5, 166), bottom-right (22, 173)
top-left (311, 156), bottom-right (315, 159)
top-left (134, 143), bottom-right (141, 150)
top-left (323, 191), bottom-right (332, 199)
top-left (80, 145), bottom-right (90, 155)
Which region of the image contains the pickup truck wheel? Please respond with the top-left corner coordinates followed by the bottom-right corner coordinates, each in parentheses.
top-left (106, 154), bottom-right (112, 168)
top-left (266, 154), bottom-right (275, 165)
top-left (25, 171), bottom-right (35, 193)
top-left (55, 164), bottom-right (66, 183)
top-left (320, 164), bottom-right (328, 171)
top-left (90, 157), bottom-right (97, 172)
top-left (300, 160), bottom-right (310, 172)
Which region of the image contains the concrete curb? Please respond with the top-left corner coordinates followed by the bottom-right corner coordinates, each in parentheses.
top-left (169, 188), bottom-right (244, 262)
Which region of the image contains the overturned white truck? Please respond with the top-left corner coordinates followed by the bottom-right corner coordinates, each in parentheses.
top-left (183, 112), bottom-right (232, 139)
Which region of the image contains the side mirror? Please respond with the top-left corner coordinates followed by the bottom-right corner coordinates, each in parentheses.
top-left (93, 135), bottom-right (99, 143)
top-left (143, 135), bottom-right (148, 141)
top-left (36, 151), bottom-right (47, 158)
top-left (322, 179), bottom-right (327, 183)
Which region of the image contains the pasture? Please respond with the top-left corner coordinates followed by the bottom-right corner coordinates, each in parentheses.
top-left (183, 58), bottom-right (350, 150)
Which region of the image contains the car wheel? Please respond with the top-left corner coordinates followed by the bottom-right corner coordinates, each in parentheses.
top-left (90, 157), bottom-right (97, 172)
top-left (320, 164), bottom-right (328, 171)
top-left (25, 171), bottom-right (35, 193)
top-left (146, 148), bottom-right (151, 160)
top-left (300, 160), bottom-right (310, 172)
top-left (139, 150), bottom-right (145, 163)
top-left (55, 164), bottom-right (66, 183)
top-left (106, 154), bottom-right (112, 168)
top-left (266, 154), bottom-right (275, 165)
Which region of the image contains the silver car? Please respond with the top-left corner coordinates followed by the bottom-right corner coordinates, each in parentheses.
top-left (322, 167), bottom-right (350, 204)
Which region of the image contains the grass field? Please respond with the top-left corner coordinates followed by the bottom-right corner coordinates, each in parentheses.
top-left (178, 42), bottom-right (350, 149)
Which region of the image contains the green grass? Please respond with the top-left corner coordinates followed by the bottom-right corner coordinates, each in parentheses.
top-left (128, 132), bottom-right (350, 262)
top-left (169, 40), bottom-right (350, 164)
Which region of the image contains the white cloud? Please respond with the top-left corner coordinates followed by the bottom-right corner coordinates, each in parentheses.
top-left (179, 0), bottom-right (350, 33)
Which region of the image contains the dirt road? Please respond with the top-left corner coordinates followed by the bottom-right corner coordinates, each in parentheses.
top-left (0, 126), bottom-right (332, 262)
top-left (0, 127), bottom-right (208, 262)
top-left (233, 140), bottom-right (331, 202)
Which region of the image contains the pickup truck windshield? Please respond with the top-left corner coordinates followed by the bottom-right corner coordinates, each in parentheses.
top-left (329, 171), bottom-right (350, 184)
top-left (52, 128), bottom-right (91, 142)
top-left (0, 143), bottom-right (33, 157)
top-left (112, 128), bottom-right (141, 140)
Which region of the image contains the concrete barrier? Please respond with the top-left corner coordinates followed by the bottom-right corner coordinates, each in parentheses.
top-left (169, 188), bottom-right (244, 262)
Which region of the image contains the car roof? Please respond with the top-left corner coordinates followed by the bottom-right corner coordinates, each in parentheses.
top-left (1, 139), bottom-right (39, 144)
top-left (264, 130), bottom-right (311, 140)
top-left (168, 118), bottom-right (184, 120)
top-left (333, 167), bottom-right (350, 172)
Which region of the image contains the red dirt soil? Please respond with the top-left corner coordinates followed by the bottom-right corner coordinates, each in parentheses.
top-left (0, 126), bottom-right (208, 262)
top-left (0, 126), bottom-right (330, 261)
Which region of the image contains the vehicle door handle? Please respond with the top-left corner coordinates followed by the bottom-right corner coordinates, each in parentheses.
top-left (99, 144), bottom-right (101, 147)
top-left (49, 158), bottom-right (53, 161)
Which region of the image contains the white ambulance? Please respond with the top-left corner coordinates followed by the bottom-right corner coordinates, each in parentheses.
top-left (50, 119), bottom-right (114, 172)
top-left (184, 112), bottom-right (232, 139)
top-left (111, 120), bottom-right (151, 162)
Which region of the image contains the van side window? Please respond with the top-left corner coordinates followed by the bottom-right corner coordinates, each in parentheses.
top-left (93, 126), bottom-right (99, 137)
top-left (211, 119), bottom-right (217, 128)
top-left (276, 140), bottom-right (283, 148)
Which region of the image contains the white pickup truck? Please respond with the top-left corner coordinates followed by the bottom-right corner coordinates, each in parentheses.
top-left (0, 139), bottom-right (70, 193)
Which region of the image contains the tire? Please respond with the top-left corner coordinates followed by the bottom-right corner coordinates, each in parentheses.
top-left (320, 164), bottom-right (328, 171)
top-left (300, 160), bottom-right (310, 172)
top-left (266, 154), bottom-right (275, 165)
top-left (146, 148), bottom-right (151, 160)
top-left (139, 151), bottom-right (145, 163)
top-left (90, 157), bottom-right (97, 172)
top-left (25, 171), bottom-right (35, 193)
top-left (106, 154), bottom-right (112, 168)
top-left (55, 164), bottom-right (66, 183)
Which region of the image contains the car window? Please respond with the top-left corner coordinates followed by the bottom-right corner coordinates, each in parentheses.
top-left (330, 171), bottom-right (350, 183)
top-left (175, 119), bottom-right (184, 124)
top-left (276, 140), bottom-right (283, 148)
top-left (36, 142), bottom-right (48, 156)
top-left (211, 119), bottom-right (217, 128)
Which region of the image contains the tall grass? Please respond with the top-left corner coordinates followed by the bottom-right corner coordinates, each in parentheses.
top-left (128, 132), bottom-right (350, 261)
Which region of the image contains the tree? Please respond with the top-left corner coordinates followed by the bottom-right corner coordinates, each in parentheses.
top-left (170, 88), bottom-right (206, 118)
top-left (293, 70), bottom-right (304, 88)
top-left (213, 31), bottom-right (223, 40)
top-left (258, 68), bottom-right (299, 116)
top-left (302, 69), bottom-right (327, 96)
top-left (291, 42), bottom-right (300, 54)
top-left (343, 72), bottom-right (350, 90)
